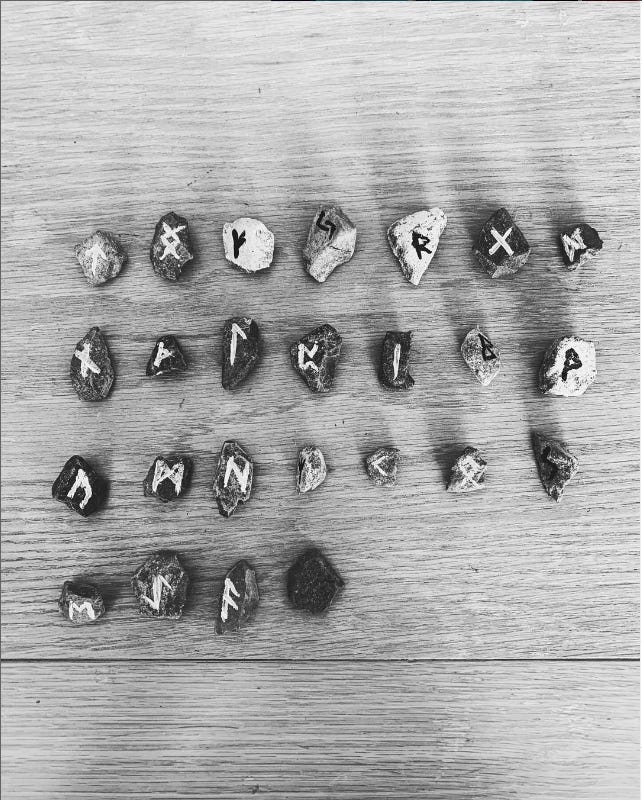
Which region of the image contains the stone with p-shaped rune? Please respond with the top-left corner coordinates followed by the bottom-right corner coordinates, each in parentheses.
top-left (132, 550), bottom-right (189, 618)
top-left (379, 331), bottom-right (414, 390)
top-left (559, 223), bottom-right (603, 270)
top-left (143, 455), bottom-right (192, 503)
top-left (296, 446), bottom-right (327, 494)
top-left (221, 317), bottom-right (260, 390)
top-left (70, 326), bottom-right (115, 401)
top-left (287, 548), bottom-right (344, 614)
top-left (223, 217), bottom-right (274, 274)
top-left (150, 211), bottom-right (193, 281)
top-left (58, 580), bottom-right (105, 625)
top-left (75, 230), bottom-right (127, 287)
top-left (214, 440), bottom-right (254, 518)
top-left (538, 336), bottom-right (597, 396)
top-left (290, 324), bottom-right (342, 393)
top-left (365, 447), bottom-right (400, 487)
top-left (303, 205), bottom-right (357, 283)
top-left (52, 455), bottom-right (108, 517)
top-left (215, 560), bottom-right (260, 634)
top-left (387, 208), bottom-right (447, 286)
top-left (447, 447), bottom-right (487, 493)
top-left (472, 208), bottom-right (530, 278)
top-left (461, 327), bottom-right (501, 386)
top-left (146, 335), bottom-right (187, 377)
top-left (532, 432), bottom-right (578, 502)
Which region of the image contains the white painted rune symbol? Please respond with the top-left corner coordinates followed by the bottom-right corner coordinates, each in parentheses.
top-left (159, 222), bottom-right (186, 261)
top-left (152, 460), bottom-right (184, 494)
top-left (298, 343), bottom-right (319, 372)
top-left (561, 230), bottom-right (585, 263)
top-left (230, 323), bottom-right (247, 366)
top-left (67, 468), bottom-right (92, 509)
top-left (85, 242), bottom-right (107, 274)
top-left (68, 600), bottom-right (97, 621)
top-left (224, 457), bottom-right (251, 492)
top-left (74, 343), bottom-right (101, 378)
top-left (142, 574), bottom-right (172, 611)
top-left (393, 343), bottom-right (401, 380)
top-left (459, 453), bottom-right (484, 490)
top-left (153, 341), bottom-right (172, 368)
top-left (488, 227), bottom-right (514, 257)
top-left (221, 577), bottom-right (240, 622)
top-left (372, 453), bottom-right (390, 477)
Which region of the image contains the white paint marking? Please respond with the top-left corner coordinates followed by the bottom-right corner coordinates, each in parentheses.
top-left (67, 468), bottom-right (92, 509)
top-left (230, 323), bottom-right (247, 366)
top-left (489, 226), bottom-right (514, 256)
top-left (392, 343), bottom-right (401, 380)
top-left (159, 222), bottom-right (186, 261)
top-left (153, 341), bottom-right (172, 368)
top-left (68, 600), bottom-right (97, 621)
top-left (224, 457), bottom-right (250, 493)
top-left (85, 242), bottom-right (107, 274)
top-left (152, 460), bottom-right (184, 494)
top-left (458, 453), bottom-right (484, 489)
top-left (298, 343), bottom-right (319, 372)
top-left (372, 453), bottom-right (390, 477)
top-left (74, 343), bottom-right (101, 378)
top-left (220, 577), bottom-right (240, 622)
top-left (562, 229), bottom-right (585, 263)
top-left (142, 574), bottom-right (172, 611)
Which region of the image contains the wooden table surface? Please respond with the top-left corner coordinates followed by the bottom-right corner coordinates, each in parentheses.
top-left (1, 2), bottom-right (639, 798)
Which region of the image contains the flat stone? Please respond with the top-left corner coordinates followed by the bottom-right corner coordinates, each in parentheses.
top-left (365, 447), bottom-right (400, 487)
top-left (223, 217), bottom-right (274, 273)
top-left (303, 205), bottom-right (357, 283)
top-left (52, 455), bottom-right (108, 517)
top-left (131, 550), bottom-right (189, 618)
top-left (290, 324), bottom-right (342, 393)
top-left (70, 326), bottom-right (115, 402)
top-left (58, 580), bottom-right (105, 624)
top-left (532, 432), bottom-right (579, 502)
top-left (146, 335), bottom-right (187, 376)
top-left (461, 327), bottom-right (501, 386)
top-left (447, 447), bottom-right (487, 493)
top-left (215, 560), bottom-right (260, 634)
top-left (559, 224), bottom-right (603, 270)
top-left (472, 208), bottom-right (530, 278)
top-left (221, 317), bottom-right (260, 390)
top-left (143, 455), bottom-right (192, 503)
top-left (213, 440), bottom-right (253, 518)
top-left (538, 336), bottom-right (597, 396)
top-left (150, 211), bottom-right (193, 281)
top-left (296, 446), bottom-right (327, 494)
top-left (74, 230), bottom-right (127, 287)
top-left (379, 331), bottom-right (414, 390)
top-left (387, 208), bottom-right (447, 286)
top-left (287, 548), bottom-right (344, 614)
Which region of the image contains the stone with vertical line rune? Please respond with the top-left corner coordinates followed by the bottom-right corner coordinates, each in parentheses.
top-left (74, 230), bottom-right (127, 286)
top-left (221, 317), bottom-right (260, 389)
top-left (223, 217), bottom-right (274, 273)
top-left (69, 326), bottom-right (115, 401)
top-left (472, 208), bottom-right (530, 278)
top-left (379, 331), bottom-right (414, 390)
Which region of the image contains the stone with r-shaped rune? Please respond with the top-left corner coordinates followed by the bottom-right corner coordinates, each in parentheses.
top-left (143, 454), bottom-right (192, 503)
top-left (75, 230), bottom-right (127, 287)
top-left (532, 432), bottom-right (578, 502)
top-left (538, 336), bottom-right (597, 396)
top-left (303, 205), bottom-right (357, 283)
top-left (215, 560), bottom-right (260, 634)
top-left (70, 326), bottom-right (115, 401)
top-left (52, 455), bottom-right (108, 517)
top-left (223, 217), bottom-right (274, 274)
top-left (58, 580), bottom-right (105, 624)
top-left (131, 550), bottom-right (189, 618)
top-left (213, 440), bottom-right (254, 518)
top-left (146, 334), bottom-right (187, 376)
top-left (460, 327), bottom-right (501, 386)
top-left (290, 324), bottom-right (342, 393)
top-left (387, 208), bottom-right (447, 286)
top-left (472, 208), bottom-right (530, 278)
top-left (150, 211), bottom-right (194, 281)
top-left (221, 317), bottom-right (260, 389)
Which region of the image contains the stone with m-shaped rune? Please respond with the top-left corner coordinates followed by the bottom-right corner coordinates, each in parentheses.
top-left (70, 326), bottom-right (115, 401)
top-left (143, 454), bottom-right (192, 503)
top-left (75, 230), bottom-right (127, 287)
top-left (472, 208), bottom-right (531, 278)
top-left (150, 211), bottom-right (193, 281)
top-left (58, 580), bottom-right (106, 625)
top-left (223, 217), bottom-right (274, 274)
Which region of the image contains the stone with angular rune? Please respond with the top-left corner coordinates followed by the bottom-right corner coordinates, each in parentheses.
top-left (287, 548), bottom-right (344, 614)
top-left (150, 211), bottom-right (193, 281)
top-left (146, 335), bottom-right (187, 377)
top-left (70, 326), bottom-right (115, 402)
top-left (143, 454), bottom-right (192, 503)
top-left (461, 327), bottom-right (501, 386)
top-left (221, 317), bottom-right (260, 390)
top-left (365, 447), bottom-right (400, 487)
top-left (379, 331), bottom-right (414, 390)
top-left (58, 580), bottom-right (105, 624)
top-left (532, 432), bottom-right (579, 502)
top-left (296, 446), bottom-right (327, 494)
top-left (52, 455), bottom-right (108, 517)
top-left (74, 230), bottom-right (127, 287)
top-left (303, 205), bottom-right (357, 283)
top-left (447, 447), bottom-right (487, 493)
top-left (472, 208), bottom-right (531, 278)
top-left (290, 324), bottom-right (342, 393)
top-left (131, 550), bottom-right (189, 619)
top-left (559, 224), bottom-right (603, 270)
top-left (387, 208), bottom-right (447, 286)
top-left (538, 336), bottom-right (597, 396)
top-left (215, 560), bottom-right (260, 634)
top-left (213, 440), bottom-right (253, 518)
top-left (223, 217), bottom-right (274, 274)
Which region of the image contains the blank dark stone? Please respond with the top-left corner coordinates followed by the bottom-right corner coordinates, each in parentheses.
top-left (287, 548), bottom-right (343, 614)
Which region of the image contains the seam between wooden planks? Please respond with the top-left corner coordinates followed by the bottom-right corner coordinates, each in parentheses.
top-left (1, 657), bottom-right (639, 665)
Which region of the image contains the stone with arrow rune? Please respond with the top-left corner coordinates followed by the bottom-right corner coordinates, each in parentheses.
top-left (460, 327), bottom-right (501, 386)
top-left (387, 208), bottom-right (447, 286)
top-left (223, 217), bottom-right (274, 274)
top-left (215, 560), bottom-right (260, 634)
top-left (146, 334), bottom-right (187, 377)
top-left (75, 230), bottom-right (127, 287)
top-left (303, 205), bottom-right (357, 283)
top-left (131, 551), bottom-right (189, 619)
top-left (365, 447), bottom-right (400, 487)
top-left (538, 336), bottom-right (597, 396)
top-left (532, 432), bottom-right (579, 502)
top-left (221, 317), bottom-right (260, 390)
top-left (69, 326), bottom-right (115, 401)
top-left (150, 211), bottom-right (193, 281)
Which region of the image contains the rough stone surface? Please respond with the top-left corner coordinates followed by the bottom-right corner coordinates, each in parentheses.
top-left (538, 336), bottom-right (597, 396)
top-left (146, 335), bottom-right (187, 377)
top-left (365, 447), bottom-right (400, 487)
top-left (52, 455), bottom-right (108, 517)
top-left (447, 447), bottom-right (487, 493)
top-left (559, 224), bottom-right (603, 270)
top-left (150, 211), bottom-right (193, 281)
top-left (143, 454), bottom-right (192, 503)
top-left (532, 432), bottom-right (579, 502)
top-left (290, 324), bottom-right (342, 393)
top-left (215, 560), bottom-right (260, 634)
top-left (131, 551), bottom-right (189, 619)
top-left (287, 548), bottom-right (344, 614)
top-left (74, 230), bottom-right (127, 287)
top-left (303, 205), bottom-right (357, 283)
top-left (296, 446), bottom-right (327, 494)
top-left (223, 217), bottom-right (274, 273)
top-left (472, 208), bottom-right (530, 278)
top-left (213, 440), bottom-right (253, 518)
top-left (379, 331), bottom-right (414, 390)
top-left (69, 326), bottom-right (115, 402)
top-left (461, 327), bottom-right (501, 386)
top-left (221, 317), bottom-right (260, 390)
top-left (387, 208), bottom-right (447, 286)
top-left (58, 580), bottom-right (105, 624)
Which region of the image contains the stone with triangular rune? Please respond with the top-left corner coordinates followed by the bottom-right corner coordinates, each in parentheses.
top-left (303, 205), bottom-right (357, 283)
top-left (447, 447), bottom-right (487, 493)
top-left (143, 454), bottom-right (192, 503)
top-left (387, 208), bottom-right (447, 286)
top-left (223, 217), bottom-right (274, 274)
top-left (461, 327), bottom-right (501, 386)
top-left (532, 432), bottom-right (578, 502)
top-left (213, 440), bottom-right (254, 518)
top-left (75, 230), bottom-right (127, 287)
top-left (379, 331), bottom-right (414, 390)
top-left (296, 446), bottom-right (327, 494)
top-left (559, 224), bottom-right (603, 270)
top-left (58, 580), bottom-right (105, 624)
top-left (131, 550), bottom-right (189, 619)
top-left (290, 324), bottom-right (342, 393)
top-left (221, 317), bottom-right (260, 390)
top-left (150, 211), bottom-right (193, 281)
top-left (70, 326), bottom-right (115, 401)
top-left (146, 335), bottom-right (187, 376)
top-left (52, 455), bottom-right (108, 517)
top-left (538, 336), bottom-right (597, 396)
top-left (472, 208), bottom-right (530, 278)
top-left (215, 560), bottom-right (260, 634)
top-left (365, 447), bottom-right (400, 487)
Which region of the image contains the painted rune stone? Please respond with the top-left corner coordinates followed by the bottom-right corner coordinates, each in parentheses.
top-left (213, 440), bottom-right (254, 518)
top-left (387, 208), bottom-right (447, 286)
top-left (58, 580), bottom-right (105, 625)
top-left (538, 336), bottom-right (597, 397)
top-left (559, 224), bottom-right (603, 270)
top-left (447, 447), bottom-right (487, 493)
top-left (365, 447), bottom-right (400, 487)
top-left (379, 331), bottom-right (414, 390)
top-left (150, 211), bottom-right (193, 281)
top-left (460, 327), bottom-right (501, 386)
top-left (70, 326), bottom-right (115, 402)
top-left (74, 230), bottom-right (127, 287)
top-left (215, 560), bottom-right (260, 635)
top-left (287, 548), bottom-right (344, 614)
top-left (532, 432), bottom-right (578, 502)
top-left (223, 217), bottom-right (274, 274)
top-left (146, 335), bottom-right (187, 377)
top-left (131, 550), bottom-right (189, 619)
top-left (221, 317), bottom-right (260, 390)
top-left (303, 205), bottom-right (357, 283)
top-left (52, 455), bottom-right (108, 517)
top-left (296, 446), bottom-right (327, 494)
top-left (290, 324), bottom-right (342, 393)
top-left (143, 454), bottom-right (192, 503)
top-left (472, 208), bottom-right (531, 278)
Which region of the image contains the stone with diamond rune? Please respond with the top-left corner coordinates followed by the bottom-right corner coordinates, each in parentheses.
top-left (532, 432), bottom-right (578, 502)
top-left (150, 211), bottom-right (193, 281)
top-left (215, 560), bottom-right (260, 634)
top-left (143, 455), bottom-right (192, 503)
top-left (303, 205), bottom-right (357, 283)
top-left (52, 455), bottom-right (108, 517)
top-left (538, 336), bottom-right (597, 397)
top-left (387, 208), bottom-right (447, 286)
top-left (296, 446), bottom-right (327, 494)
top-left (58, 580), bottom-right (105, 625)
top-left (223, 217), bottom-right (274, 274)
top-left (213, 440), bottom-right (254, 518)
top-left (365, 447), bottom-right (400, 487)
top-left (70, 326), bottom-right (115, 401)
top-left (146, 335), bottom-right (187, 377)
top-left (461, 327), bottom-right (501, 386)
top-left (447, 447), bottom-right (487, 493)
top-left (559, 224), bottom-right (603, 270)
top-left (287, 548), bottom-right (344, 614)
top-left (131, 550), bottom-right (189, 619)
top-left (75, 230), bottom-right (127, 287)
top-left (290, 324), bottom-right (342, 393)
top-left (379, 331), bottom-right (414, 390)
top-left (221, 317), bottom-right (260, 390)
top-left (472, 208), bottom-right (530, 278)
